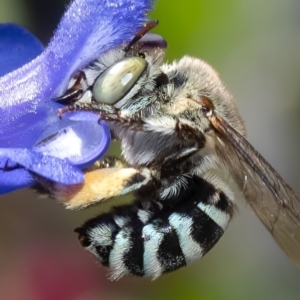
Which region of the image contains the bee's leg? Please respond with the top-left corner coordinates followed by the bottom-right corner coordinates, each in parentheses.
top-left (58, 102), bottom-right (132, 122)
top-left (34, 158), bottom-right (154, 210)
top-left (58, 102), bottom-right (149, 132)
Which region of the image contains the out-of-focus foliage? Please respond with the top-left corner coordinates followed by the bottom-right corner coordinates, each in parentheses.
top-left (1, 0), bottom-right (300, 300)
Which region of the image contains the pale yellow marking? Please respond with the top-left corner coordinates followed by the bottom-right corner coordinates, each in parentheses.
top-left (53, 168), bottom-right (138, 210)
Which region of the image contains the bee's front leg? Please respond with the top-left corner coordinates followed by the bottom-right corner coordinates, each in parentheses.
top-left (35, 157), bottom-right (154, 210)
top-left (58, 102), bottom-right (131, 122)
top-left (58, 102), bottom-right (149, 133)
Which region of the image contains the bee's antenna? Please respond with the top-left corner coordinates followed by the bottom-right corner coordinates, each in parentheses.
top-left (124, 20), bottom-right (158, 52)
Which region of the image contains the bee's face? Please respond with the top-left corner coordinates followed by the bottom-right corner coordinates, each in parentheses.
top-left (40, 27), bottom-right (300, 280)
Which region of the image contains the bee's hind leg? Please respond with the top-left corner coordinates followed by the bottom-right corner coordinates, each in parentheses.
top-left (34, 157), bottom-right (154, 210)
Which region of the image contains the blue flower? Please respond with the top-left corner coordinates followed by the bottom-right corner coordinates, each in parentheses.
top-left (0, 0), bottom-right (152, 194)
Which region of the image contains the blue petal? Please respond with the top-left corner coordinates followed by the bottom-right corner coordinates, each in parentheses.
top-left (0, 0), bottom-right (152, 193)
top-left (34, 115), bottom-right (111, 168)
top-left (0, 148), bottom-right (84, 184)
top-left (47, 0), bottom-right (153, 96)
top-left (0, 0), bottom-right (152, 151)
top-left (0, 169), bottom-right (35, 194)
top-left (0, 23), bottom-right (44, 76)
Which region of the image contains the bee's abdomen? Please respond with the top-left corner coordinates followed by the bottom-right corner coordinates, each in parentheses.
top-left (75, 176), bottom-right (234, 280)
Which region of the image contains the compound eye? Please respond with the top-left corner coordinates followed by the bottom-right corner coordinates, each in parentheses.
top-left (92, 57), bottom-right (147, 104)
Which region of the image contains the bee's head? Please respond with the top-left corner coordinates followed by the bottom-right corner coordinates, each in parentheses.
top-left (54, 23), bottom-right (168, 113)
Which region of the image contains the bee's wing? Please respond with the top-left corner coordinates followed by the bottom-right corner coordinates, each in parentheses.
top-left (210, 112), bottom-right (300, 267)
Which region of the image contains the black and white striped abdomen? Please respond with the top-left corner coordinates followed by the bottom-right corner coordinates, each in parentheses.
top-left (75, 176), bottom-right (235, 280)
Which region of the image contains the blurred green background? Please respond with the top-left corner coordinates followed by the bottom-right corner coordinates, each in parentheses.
top-left (1, 0), bottom-right (300, 299)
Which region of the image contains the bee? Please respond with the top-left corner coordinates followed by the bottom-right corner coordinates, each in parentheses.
top-left (37, 21), bottom-right (300, 280)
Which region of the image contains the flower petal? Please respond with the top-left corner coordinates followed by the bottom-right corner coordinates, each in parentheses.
top-left (0, 0), bottom-right (152, 193)
top-left (0, 23), bottom-right (44, 76)
top-left (0, 0), bottom-right (152, 151)
top-left (34, 116), bottom-right (111, 168)
top-left (47, 0), bottom-right (153, 96)
top-left (0, 148), bottom-right (84, 184)
top-left (0, 169), bottom-right (35, 194)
